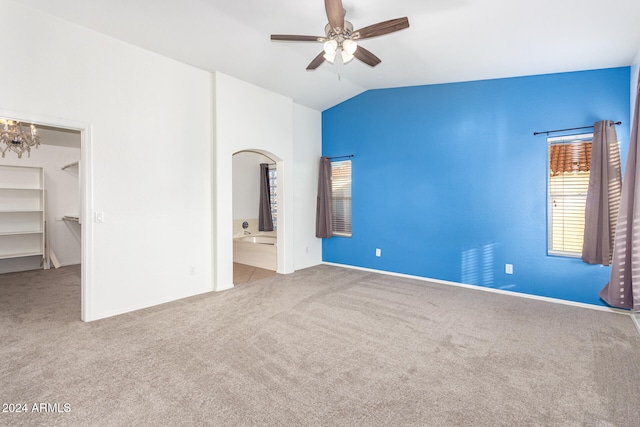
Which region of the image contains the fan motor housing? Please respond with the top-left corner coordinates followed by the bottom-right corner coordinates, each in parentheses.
top-left (325, 20), bottom-right (353, 39)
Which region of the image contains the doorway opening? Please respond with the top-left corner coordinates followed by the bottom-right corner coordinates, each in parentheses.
top-left (0, 112), bottom-right (90, 320)
top-left (231, 149), bottom-right (280, 285)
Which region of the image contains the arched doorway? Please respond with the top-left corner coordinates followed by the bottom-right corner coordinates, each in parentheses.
top-left (232, 149), bottom-right (281, 284)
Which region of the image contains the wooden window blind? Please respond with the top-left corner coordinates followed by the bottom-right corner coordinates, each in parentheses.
top-left (331, 160), bottom-right (352, 237)
top-left (548, 134), bottom-right (592, 256)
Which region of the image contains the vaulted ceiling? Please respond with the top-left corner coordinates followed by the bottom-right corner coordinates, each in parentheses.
top-left (14, 0), bottom-right (640, 111)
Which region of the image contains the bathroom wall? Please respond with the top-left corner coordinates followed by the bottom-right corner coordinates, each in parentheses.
top-left (322, 67), bottom-right (630, 307)
top-left (232, 150), bottom-right (273, 236)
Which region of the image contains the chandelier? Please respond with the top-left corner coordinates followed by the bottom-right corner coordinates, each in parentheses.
top-left (0, 119), bottom-right (41, 158)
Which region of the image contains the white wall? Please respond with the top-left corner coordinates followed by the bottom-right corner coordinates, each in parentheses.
top-left (214, 73), bottom-right (295, 286)
top-left (1, 0), bottom-right (323, 319)
top-left (222, 93), bottom-right (323, 277)
top-left (0, 144), bottom-right (81, 273)
top-left (0, 0), bottom-right (214, 320)
top-left (293, 104), bottom-right (323, 270)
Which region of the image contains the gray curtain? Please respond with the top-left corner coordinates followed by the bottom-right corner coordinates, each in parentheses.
top-left (582, 120), bottom-right (622, 265)
top-left (316, 156), bottom-right (332, 238)
top-left (600, 73), bottom-right (640, 311)
top-left (258, 163), bottom-right (273, 232)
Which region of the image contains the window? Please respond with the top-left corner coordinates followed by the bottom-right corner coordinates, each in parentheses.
top-left (331, 159), bottom-right (352, 237)
top-left (547, 134), bottom-right (592, 256)
top-left (268, 165), bottom-right (277, 230)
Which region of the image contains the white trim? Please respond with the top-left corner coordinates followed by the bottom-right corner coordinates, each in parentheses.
top-left (632, 312), bottom-right (640, 335)
top-left (322, 262), bottom-right (631, 316)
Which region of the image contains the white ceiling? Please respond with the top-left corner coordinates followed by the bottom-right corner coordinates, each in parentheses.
top-left (14, 0), bottom-right (640, 111)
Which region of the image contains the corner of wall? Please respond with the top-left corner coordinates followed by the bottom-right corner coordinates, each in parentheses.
top-left (632, 49), bottom-right (640, 121)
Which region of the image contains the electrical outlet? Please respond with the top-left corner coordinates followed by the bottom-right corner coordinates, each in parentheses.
top-left (189, 266), bottom-right (196, 275)
top-left (505, 264), bottom-right (513, 275)
top-left (376, 248), bottom-right (381, 257)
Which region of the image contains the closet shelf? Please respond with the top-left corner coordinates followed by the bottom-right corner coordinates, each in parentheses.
top-left (0, 251), bottom-right (44, 260)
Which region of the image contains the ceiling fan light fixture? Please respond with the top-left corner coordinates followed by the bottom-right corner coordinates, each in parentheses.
top-left (340, 49), bottom-right (354, 64)
top-left (323, 39), bottom-right (338, 55)
top-left (343, 39), bottom-right (357, 55)
top-left (270, 1), bottom-right (409, 71)
top-left (323, 51), bottom-right (337, 64)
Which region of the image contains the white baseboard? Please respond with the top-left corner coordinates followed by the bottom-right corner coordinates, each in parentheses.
top-left (632, 313), bottom-right (640, 335)
top-left (322, 262), bottom-right (632, 317)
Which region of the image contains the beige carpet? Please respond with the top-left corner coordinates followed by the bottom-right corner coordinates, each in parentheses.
top-left (1, 264), bottom-right (639, 426)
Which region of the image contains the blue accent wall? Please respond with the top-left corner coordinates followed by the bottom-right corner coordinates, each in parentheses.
top-left (322, 67), bottom-right (630, 306)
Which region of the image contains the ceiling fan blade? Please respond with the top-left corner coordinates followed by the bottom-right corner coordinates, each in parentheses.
top-left (353, 46), bottom-right (381, 67)
top-left (307, 51), bottom-right (326, 70)
top-left (352, 17), bottom-right (409, 40)
top-left (325, 0), bottom-right (345, 31)
top-left (271, 35), bottom-right (324, 42)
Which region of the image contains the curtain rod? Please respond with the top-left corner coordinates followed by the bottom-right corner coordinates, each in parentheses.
top-left (328, 154), bottom-right (354, 160)
top-left (533, 121), bottom-right (621, 136)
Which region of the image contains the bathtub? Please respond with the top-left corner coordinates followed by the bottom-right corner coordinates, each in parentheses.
top-left (236, 235), bottom-right (277, 245)
top-left (233, 233), bottom-right (277, 271)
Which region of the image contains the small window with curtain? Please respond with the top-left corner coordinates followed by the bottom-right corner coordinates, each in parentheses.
top-left (547, 133), bottom-right (592, 257)
top-left (331, 159), bottom-right (352, 237)
top-left (268, 165), bottom-right (277, 230)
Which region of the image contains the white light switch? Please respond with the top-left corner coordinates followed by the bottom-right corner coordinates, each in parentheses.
top-left (95, 212), bottom-right (105, 223)
top-left (376, 248), bottom-right (381, 257)
top-left (505, 264), bottom-right (513, 274)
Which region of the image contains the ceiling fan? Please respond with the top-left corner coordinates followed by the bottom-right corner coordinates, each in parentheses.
top-left (271, 0), bottom-right (409, 70)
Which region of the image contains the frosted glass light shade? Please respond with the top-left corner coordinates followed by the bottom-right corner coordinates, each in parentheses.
top-left (343, 39), bottom-right (357, 55)
top-left (341, 50), bottom-right (354, 64)
top-left (323, 39), bottom-right (338, 54)
top-left (323, 51), bottom-right (337, 64)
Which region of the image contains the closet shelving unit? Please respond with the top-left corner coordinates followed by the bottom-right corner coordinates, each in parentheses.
top-left (0, 165), bottom-right (45, 262)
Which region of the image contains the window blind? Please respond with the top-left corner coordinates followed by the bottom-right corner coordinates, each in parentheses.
top-left (548, 134), bottom-right (592, 256)
top-left (331, 160), bottom-right (352, 237)
top-left (268, 165), bottom-right (277, 230)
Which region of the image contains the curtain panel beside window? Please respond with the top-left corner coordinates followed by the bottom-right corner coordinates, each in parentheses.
top-left (315, 157), bottom-right (332, 238)
top-left (582, 120), bottom-right (622, 265)
top-left (600, 74), bottom-right (640, 311)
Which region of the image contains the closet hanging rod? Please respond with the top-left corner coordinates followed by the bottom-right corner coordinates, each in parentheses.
top-left (328, 154), bottom-right (354, 160)
top-left (533, 121), bottom-right (621, 136)
top-left (61, 161), bottom-right (79, 170)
